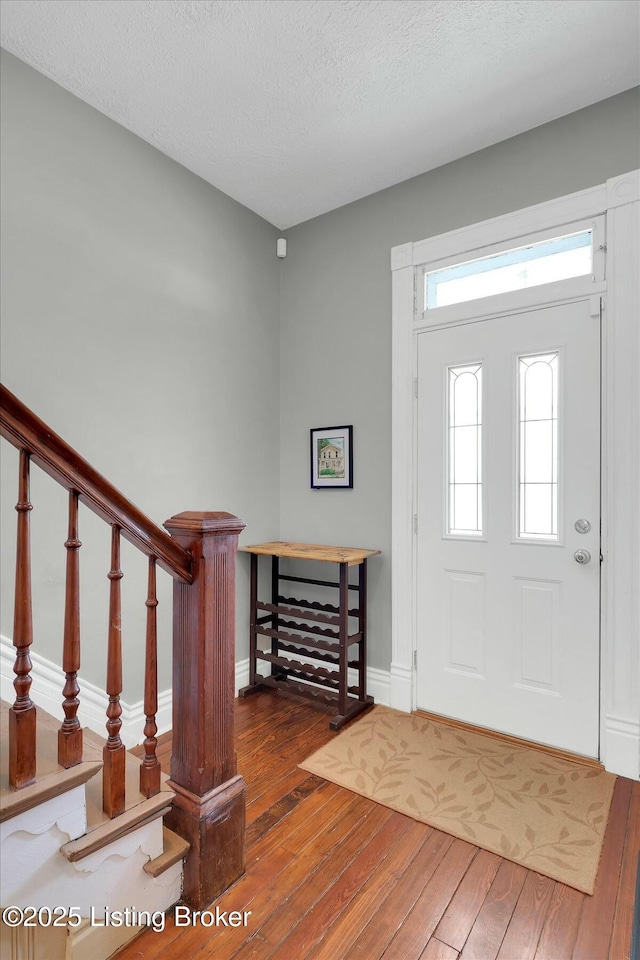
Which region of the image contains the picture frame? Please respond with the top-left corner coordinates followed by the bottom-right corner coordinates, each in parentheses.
top-left (310, 425), bottom-right (353, 489)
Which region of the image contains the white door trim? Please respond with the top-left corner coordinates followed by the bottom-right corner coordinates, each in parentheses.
top-left (391, 171), bottom-right (640, 778)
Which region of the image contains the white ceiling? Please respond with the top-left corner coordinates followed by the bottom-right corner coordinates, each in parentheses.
top-left (1, 0), bottom-right (638, 228)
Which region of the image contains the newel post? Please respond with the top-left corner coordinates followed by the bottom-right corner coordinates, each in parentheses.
top-left (163, 511), bottom-right (246, 909)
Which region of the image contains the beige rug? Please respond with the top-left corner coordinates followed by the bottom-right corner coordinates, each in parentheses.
top-left (300, 706), bottom-right (616, 894)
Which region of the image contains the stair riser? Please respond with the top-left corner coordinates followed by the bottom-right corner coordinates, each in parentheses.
top-left (0, 866), bottom-right (182, 960)
top-left (1, 784), bottom-right (88, 909)
top-left (2, 799), bottom-right (173, 916)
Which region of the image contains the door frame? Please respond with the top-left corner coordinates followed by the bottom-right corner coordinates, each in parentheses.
top-left (390, 170), bottom-right (640, 778)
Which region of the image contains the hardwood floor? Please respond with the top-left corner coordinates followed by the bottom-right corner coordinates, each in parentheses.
top-left (122, 692), bottom-right (639, 960)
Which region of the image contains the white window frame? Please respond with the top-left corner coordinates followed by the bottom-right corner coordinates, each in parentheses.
top-left (390, 171), bottom-right (640, 779)
top-left (420, 216), bottom-right (604, 320)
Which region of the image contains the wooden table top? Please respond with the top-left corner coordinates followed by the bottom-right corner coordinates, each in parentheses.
top-left (241, 541), bottom-right (381, 566)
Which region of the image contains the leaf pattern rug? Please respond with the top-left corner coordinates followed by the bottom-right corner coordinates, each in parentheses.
top-left (300, 705), bottom-right (616, 894)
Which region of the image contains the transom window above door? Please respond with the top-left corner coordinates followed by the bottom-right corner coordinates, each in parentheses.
top-left (424, 227), bottom-right (596, 310)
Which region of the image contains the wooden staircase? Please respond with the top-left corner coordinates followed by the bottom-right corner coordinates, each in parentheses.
top-left (0, 384), bottom-right (247, 958)
top-left (1, 699), bottom-right (189, 957)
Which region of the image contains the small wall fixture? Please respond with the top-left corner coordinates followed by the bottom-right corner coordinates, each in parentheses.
top-left (276, 238), bottom-right (287, 259)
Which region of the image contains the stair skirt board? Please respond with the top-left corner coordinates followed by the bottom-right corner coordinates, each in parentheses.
top-left (1, 637), bottom-right (392, 747)
top-left (1, 789), bottom-right (183, 960)
top-left (1, 792), bottom-right (181, 908)
top-left (0, 897), bottom-right (178, 960)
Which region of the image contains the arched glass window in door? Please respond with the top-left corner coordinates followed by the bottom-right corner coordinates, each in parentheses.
top-left (518, 352), bottom-right (559, 540)
top-left (447, 363), bottom-right (483, 536)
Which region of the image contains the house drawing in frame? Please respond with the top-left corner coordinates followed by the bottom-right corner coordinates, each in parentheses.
top-left (310, 425), bottom-right (353, 488)
top-left (318, 438), bottom-right (345, 478)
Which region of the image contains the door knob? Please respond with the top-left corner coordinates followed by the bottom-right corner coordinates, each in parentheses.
top-left (574, 549), bottom-right (591, 564)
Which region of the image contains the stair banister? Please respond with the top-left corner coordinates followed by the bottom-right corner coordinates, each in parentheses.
top-left (1, 384), bottom-right (247, 909)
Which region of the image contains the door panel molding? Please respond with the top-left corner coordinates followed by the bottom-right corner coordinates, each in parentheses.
top-left (391, 170), bottom-right (640, 778)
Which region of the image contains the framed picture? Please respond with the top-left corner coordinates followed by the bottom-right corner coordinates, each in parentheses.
top-left (310, 425), bottom-right (353, 489)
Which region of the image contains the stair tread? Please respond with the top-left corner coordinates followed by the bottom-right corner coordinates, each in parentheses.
top-left (2, 700), bottom-right (174, 859)
top-left (61, 728), bottom-right (174, 861)
top-left (143, 826), bottom-right (190, 877)
top-left (60, 788), bottom-right (173, 861)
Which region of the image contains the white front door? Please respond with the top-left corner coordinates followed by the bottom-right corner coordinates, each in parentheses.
top-left (416, 298), bottom-right (601, 757)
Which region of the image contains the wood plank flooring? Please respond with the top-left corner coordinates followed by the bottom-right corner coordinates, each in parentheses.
top-left (121, 692), bottom-right (639, 960)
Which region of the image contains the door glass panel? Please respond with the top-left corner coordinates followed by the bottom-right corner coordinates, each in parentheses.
top-left (425, 230), bottom-right (592, 309)
top-left (518, 352), bottom-right (559, 540)
top-left (448, 363), bottom-right (482, 535)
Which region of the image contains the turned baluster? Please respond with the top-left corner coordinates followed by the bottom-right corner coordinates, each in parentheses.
top-left (10, 449), bottom-right (36, 787)
top-left (103, 525), bottom-right (126, 818)
top-left (140, 556), bottom-right (161, 798)
top-left (58, 491), bottom-right (83, 767)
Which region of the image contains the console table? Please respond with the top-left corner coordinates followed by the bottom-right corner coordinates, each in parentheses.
top-left (238, 541), bottom-right (381, 729)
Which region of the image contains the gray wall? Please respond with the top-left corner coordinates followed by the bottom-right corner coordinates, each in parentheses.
top-left (279, 86), bottom-right (640, 673)
top-left (0, 51), bottom-right (281, 700)
top-left (2, 45), bottom-right (638, 698)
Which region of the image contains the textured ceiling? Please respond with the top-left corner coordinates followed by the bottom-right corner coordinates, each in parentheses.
top-left (1, 0), bottom-right (638, 228)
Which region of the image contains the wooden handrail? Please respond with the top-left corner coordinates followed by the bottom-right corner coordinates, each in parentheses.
top-left (0, 385), bottom-right (192, 584)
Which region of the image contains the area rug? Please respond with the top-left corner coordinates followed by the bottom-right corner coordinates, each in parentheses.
top-left (300, 705), bottom-right (616, 894)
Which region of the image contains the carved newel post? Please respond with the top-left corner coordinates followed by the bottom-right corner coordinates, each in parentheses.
top-left (163, 511), bottom-right (246, 909)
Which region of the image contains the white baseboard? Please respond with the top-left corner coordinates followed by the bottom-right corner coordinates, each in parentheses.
top-left (235, 657), bottom-right (250, 692)
top-left (389, 661), bottom-right (413, 713)
top-left (366, 666), bottom-right (391, 706)
top-left (234, 655), bottom-right (391, 706)
top-left (1, 639), bottom-right (392, 748)
top-left (604, 714), bottom-right (640, 779)
top-left (0, 636), bottom-right (170, 749)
